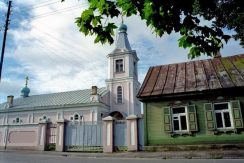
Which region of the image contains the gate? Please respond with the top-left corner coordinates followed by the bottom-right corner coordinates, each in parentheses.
top-left (46, 123), bottom-right (57, 150)
top-left (65, 121), bottom-right (103, 152)
top-left (114, 120), bottom-right (127, 151)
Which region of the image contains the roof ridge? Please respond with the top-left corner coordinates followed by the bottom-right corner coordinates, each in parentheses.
top-left (151, 54), bottom-right (244, 68)
top-left (5, 87), bottom-right (107, 101)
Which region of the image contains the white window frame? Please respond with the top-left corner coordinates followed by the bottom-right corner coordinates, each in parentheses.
top-left (117, 86), bottom-right (123, 104)
top-left (72, 113), bottom-right (82, 122)
top-left (213, 102), bottom-right (234, 130)
top-left (172, 106), bottom-right (189, 132)
top-left (115, 59), bottom-right (124, 73)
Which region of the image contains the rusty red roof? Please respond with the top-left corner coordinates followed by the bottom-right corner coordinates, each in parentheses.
top-left (137, 54), bottom-right (244, 99)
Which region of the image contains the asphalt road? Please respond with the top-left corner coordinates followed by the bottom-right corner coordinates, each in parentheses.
top-left (0, 151), bottom-right (244, 163)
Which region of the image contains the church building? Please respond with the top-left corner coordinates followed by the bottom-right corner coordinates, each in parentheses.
top-left (0, 23), bottom-right (141, 151)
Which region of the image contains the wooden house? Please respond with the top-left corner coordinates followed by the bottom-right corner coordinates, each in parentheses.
top-left (137, 54), bottom-right (244, 150)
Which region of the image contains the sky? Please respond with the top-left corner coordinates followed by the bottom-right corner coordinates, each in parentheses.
top-left (0, 0), bottom-right (243, 103)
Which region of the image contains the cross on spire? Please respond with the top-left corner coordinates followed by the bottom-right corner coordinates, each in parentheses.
top-left (25, 76), bottom-right (29, 87)
top-left (121, 14), bottom-right (124, 24)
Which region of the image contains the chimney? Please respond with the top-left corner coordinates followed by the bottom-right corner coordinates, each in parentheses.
top-left (7, 95), bottom-right (14, 107)
top-left (91, 86), bottom-right (98, 95)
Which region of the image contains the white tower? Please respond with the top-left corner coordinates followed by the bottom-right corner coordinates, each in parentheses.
top-left (106, 23), bottom-right (141, 119)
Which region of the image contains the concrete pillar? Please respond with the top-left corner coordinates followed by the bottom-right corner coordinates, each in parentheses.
top-left (56, 119), bottom-right (66, 152)
top-left (102, 116), bottom-right (114, 153)
top-left (126, 115), bottom-right (138, 151)
top-left (38, 121), bottom-right (47, 151)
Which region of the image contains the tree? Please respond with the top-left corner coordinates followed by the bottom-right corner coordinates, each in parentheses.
top-left (62, 0), bottom-right (244, 59)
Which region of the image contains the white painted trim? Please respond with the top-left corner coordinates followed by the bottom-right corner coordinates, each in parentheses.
top-left (171, 106), bottom-right (189, 132)
top-left (106, 123), bottom-right (111, 146)
top-left (59, 125), bottom-right (62, 145)
top-left (213, 102), bottom-right (234, 129)
top-left (131, 121), bottom-right (135, 145)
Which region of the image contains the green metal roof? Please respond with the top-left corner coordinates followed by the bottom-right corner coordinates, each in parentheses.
top-left (0, 87), bottom-right (108, 110)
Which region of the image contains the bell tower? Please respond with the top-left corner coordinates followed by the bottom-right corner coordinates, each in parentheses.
top-left (106, 23), bottom-right (141, 118)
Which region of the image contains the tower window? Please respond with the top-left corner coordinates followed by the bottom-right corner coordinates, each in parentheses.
top-left (134, 61), bottom-right (137, 75)
top-left (117, 86), bottom-right (123, 104)
top-left (115, 59), bottom-right (124, 72)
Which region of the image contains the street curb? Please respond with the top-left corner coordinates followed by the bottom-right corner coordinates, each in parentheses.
top-left (1, 149), bottom-right (244, 159)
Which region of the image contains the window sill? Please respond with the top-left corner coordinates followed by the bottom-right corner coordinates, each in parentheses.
top-left (115, 71), bottom-right (125, 74)
top-left (170, 131), bottom-right (194, 137)
top-left (115, 103), bottom-right (124, 105)
top-left (213, 128), bottom-right (238, 135)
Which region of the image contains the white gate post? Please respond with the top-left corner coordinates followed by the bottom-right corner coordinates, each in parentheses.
top-left (38, 120), bottom-right (47, 151)
top-left (102, 116), bottom-right (114, 153)
top-left (126, 115), bottom-right (138, 151)
top-left (56, 119), bottom-right (65, 152)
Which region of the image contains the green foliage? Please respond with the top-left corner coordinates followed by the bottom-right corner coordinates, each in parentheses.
top-left (46, 144), bottom-right (56, 151)
top-left (62, 0), bottom-right (243, 59)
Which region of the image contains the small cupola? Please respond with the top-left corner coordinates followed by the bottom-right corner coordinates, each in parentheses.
top-left (21, 76), bottom-right (30, 98)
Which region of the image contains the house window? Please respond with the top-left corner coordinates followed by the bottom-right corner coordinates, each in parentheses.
top-left (172, 107), bottom-right (188, 132)
top-left (163, 105), bottom-right (198, 134)
top-left (117, 86), bottom-right (123, 104)
top-left (204, 101), bottom-right (243, 132)
top-left (115, 59), bottom-right (124, 73)
top-left (213, 103), bottom-right (233, 129)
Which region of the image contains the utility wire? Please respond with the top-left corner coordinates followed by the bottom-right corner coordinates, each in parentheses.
top-left (31, 25), bottom-right (92, 60)
top-left (16, 0), bottom-right (61, 10)
top-left (29, 31), bottom-right (105, 73)
top-left (19, 39), bottom-right (92, 87)
top-left (10, 3), bottom-right (88, 23)
top-left (29, 4), bottom-right (88, 20)
top-left (28, 33), bottom-right (85, 67)
top-left (29, 1), bottom-right (61, 9)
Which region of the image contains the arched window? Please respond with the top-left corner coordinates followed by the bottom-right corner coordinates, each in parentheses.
top-left (74, 114), bottom-right (79, 121)
top-left (16, 117), bottom-right (20, 123)
top-left (117, 86), bottom-right (123, 104)
top-left (43, 115), bottom-right (47, 120)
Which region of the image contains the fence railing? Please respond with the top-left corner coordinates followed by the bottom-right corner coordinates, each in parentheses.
top-left (65, 121), bottom-right (103, 152)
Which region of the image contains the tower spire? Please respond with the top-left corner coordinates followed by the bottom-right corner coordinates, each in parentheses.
top-left (113, 21), bottom-right (132, 53)
top-left (121, 14), bottom-right (124, 24)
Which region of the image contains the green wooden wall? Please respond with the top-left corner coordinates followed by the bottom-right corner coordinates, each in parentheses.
top-left (144, 97), bottom-right (244, 146)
